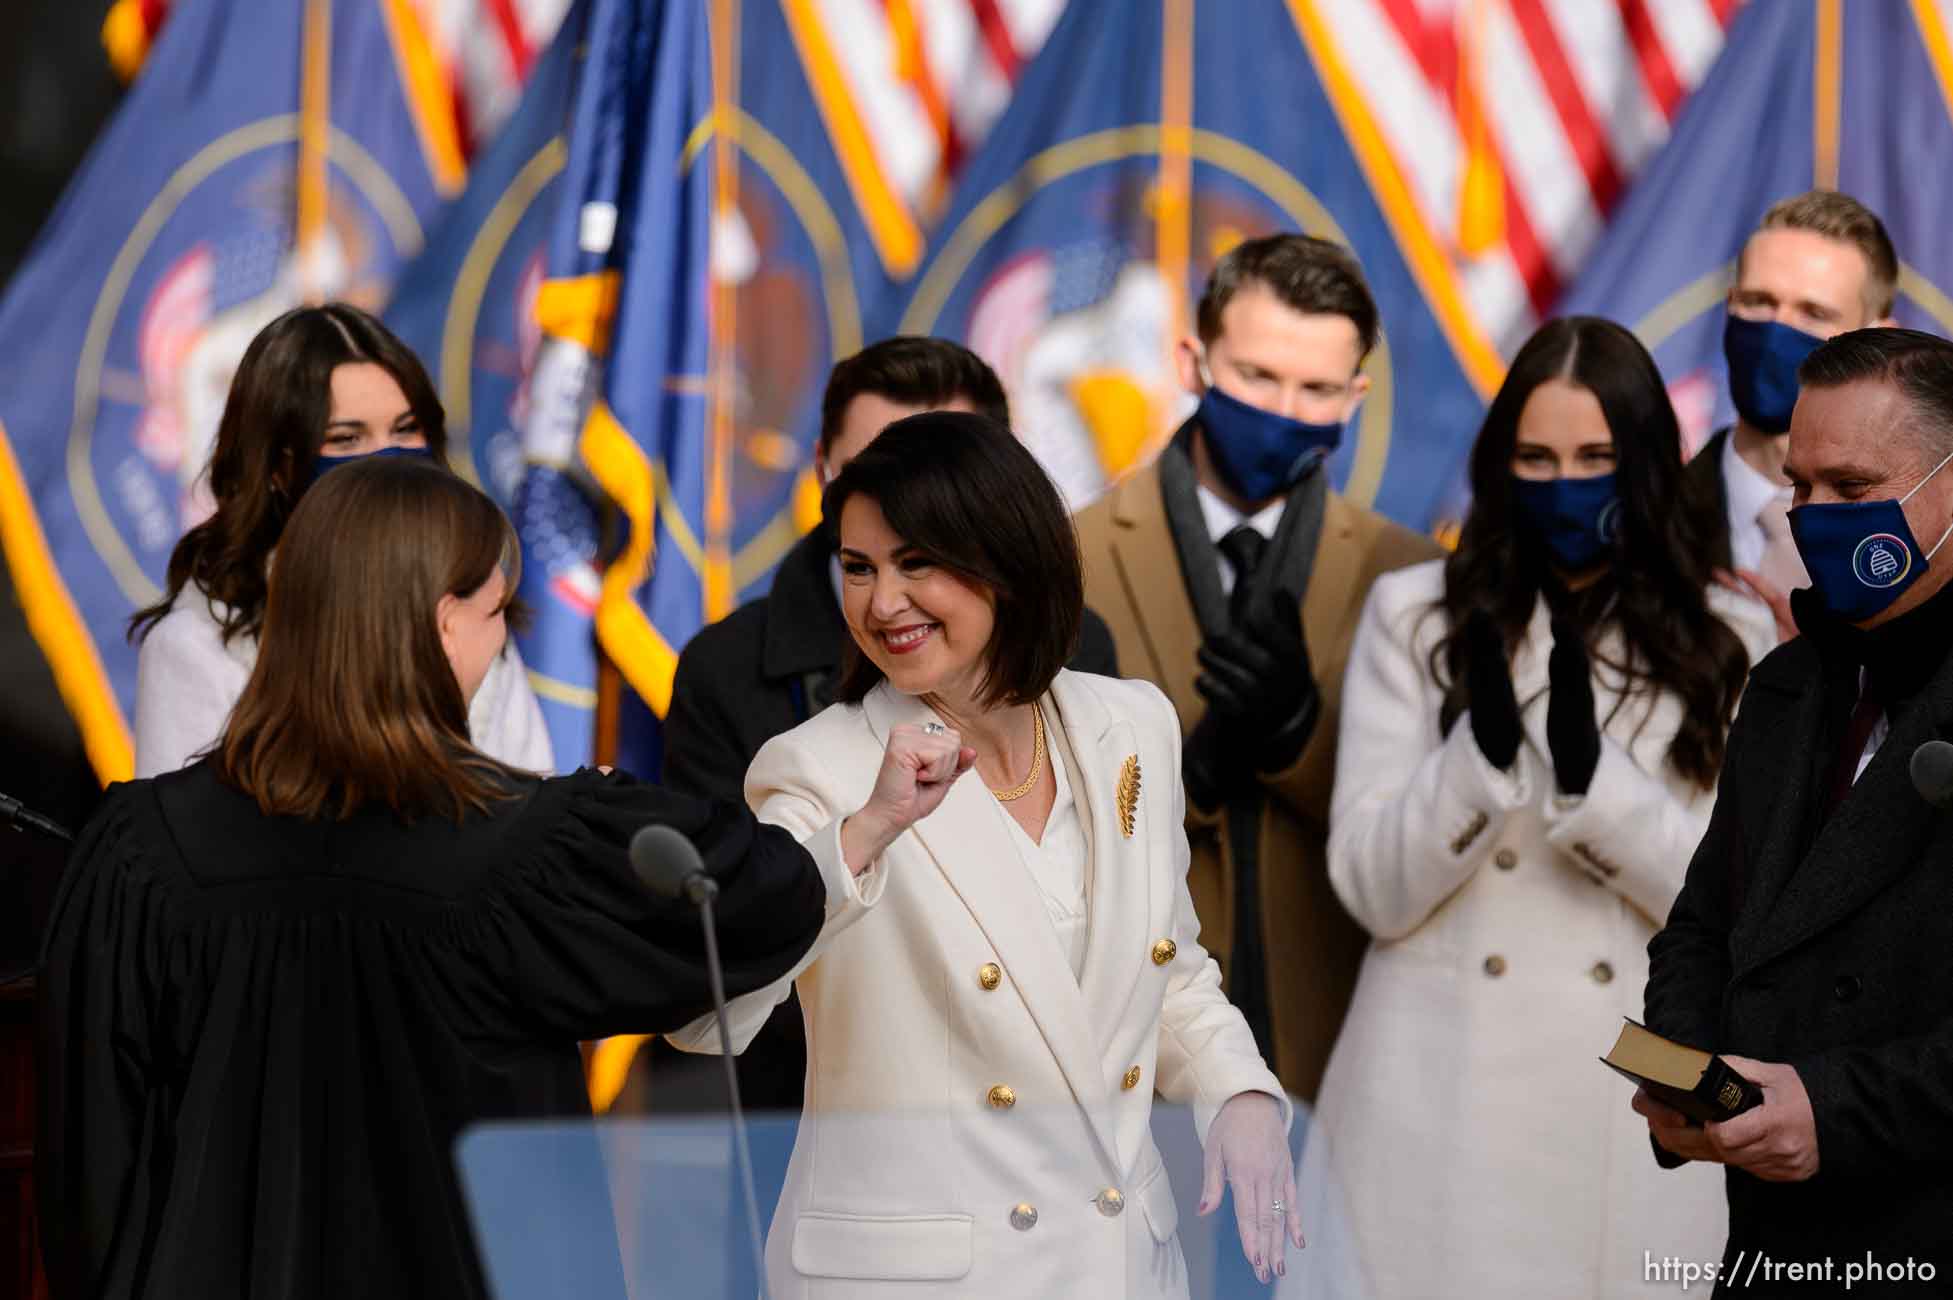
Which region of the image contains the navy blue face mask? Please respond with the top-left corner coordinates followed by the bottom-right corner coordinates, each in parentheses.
top-left (1195, 377), bottom-right (1343, 504)
top-left (1724, 315), bottom-right (1825, 435)
top-left (1789, 449), bottom-right (1953, 623)
top-left (1511, 472), bottom-right (1622, 573)
top-left (308, 442), bottom-right (433, 484)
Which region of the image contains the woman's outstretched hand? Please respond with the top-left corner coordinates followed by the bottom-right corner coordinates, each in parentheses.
top-left (840, 723), bottom-right (976, 876)
top-left (1200, 1090), bottom-right (1302, 1283)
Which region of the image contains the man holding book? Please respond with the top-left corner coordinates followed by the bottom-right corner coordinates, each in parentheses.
top-left (1640, 328), bottom-right (1953, 1293)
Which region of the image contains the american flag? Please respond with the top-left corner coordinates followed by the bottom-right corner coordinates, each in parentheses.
top-left (104, 0), bottom-right (575, 162)
top-left (803, 0), bottom-right (1736, 351)
top-left (112, 0), bottom-right (1735, 351)
top-left (1309, 0), bottom-right (1738, 348)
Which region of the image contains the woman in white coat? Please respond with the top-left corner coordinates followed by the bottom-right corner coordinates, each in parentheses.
top-left (670, 411), bottom-right (1298, 1296)
top-left (128, 304), bottom-right (551, 776)
top-left (1281, 317), bottom-right (1776, 1299)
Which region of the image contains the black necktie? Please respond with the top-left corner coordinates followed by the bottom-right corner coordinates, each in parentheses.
top-left (1218, 525), bottom-right (1269, 624)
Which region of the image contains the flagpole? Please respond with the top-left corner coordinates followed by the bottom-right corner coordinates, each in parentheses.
top-left (297, 0), bottom-right (331, 303)
top-left (704, 0), bottom-right (741, 627)
top-left (1813, 0), bottom-right (1842, 189)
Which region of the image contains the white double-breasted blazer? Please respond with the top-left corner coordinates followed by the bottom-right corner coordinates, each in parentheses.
top-left (669, 669), bottom-right (1287, 1299)
top-left (1282, 559), bottom-right (1776, 1300)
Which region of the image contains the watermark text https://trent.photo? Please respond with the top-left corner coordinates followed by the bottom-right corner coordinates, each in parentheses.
top-left (1646, 1250), bottom-right (1941, 1290)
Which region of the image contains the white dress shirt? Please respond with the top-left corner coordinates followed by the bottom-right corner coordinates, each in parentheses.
top-left (1721, 430), bottom-right (1791, 574)
top-left (995, 705), bottom-right (1092, 979)
top-left (1195, 483), bottom-right (1285, 597)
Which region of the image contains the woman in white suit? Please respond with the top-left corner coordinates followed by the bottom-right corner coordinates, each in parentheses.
top-left (1280, 318), bottom-right (1776, 1299)
top-left (670, 410), bottom-right (1297, 1296)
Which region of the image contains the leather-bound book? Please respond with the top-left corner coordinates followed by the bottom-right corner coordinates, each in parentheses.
top-left (1601, 1019), bottom-right (1764, 1124)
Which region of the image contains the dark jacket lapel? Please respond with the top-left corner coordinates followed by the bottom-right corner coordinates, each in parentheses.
top-left (1741, 645), bottom-right (1953, 972)
top-left (760, 527), bottom-right (847, 682)
top-left (1727, 643), bottom-right (1830, 964)
top-left (1686, 426), bottom-right (1733, 574)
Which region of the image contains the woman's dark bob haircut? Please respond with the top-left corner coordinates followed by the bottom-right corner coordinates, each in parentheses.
top-left (823, 411), bottom-right (1084, 709)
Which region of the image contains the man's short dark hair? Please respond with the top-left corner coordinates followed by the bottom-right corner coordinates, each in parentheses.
top-left (823, 411), bottom-right (1082, 709)
top-left (1800, 327), bottom-right (1953, 455)
top-left (1195, 233), bottom-right (1379, 359)
top-left (819, 336), bottom-right (1010, 454)
top-left (1748, 190), bottom-right (1899, 318)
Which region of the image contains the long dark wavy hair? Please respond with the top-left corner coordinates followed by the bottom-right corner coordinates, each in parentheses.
top-left (1430, 316), bottom-right (1749, 790)
top-left (129, 303), bottom-right (448, 645)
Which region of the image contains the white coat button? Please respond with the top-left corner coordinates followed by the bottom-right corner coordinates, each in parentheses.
top-left (1591, 961), bottom-right (1615, 985)
top-left (1483, 954), bottom-right (1507, 978)
top-left (1096, 1187), bottom-right (1125, 1217)
top-left (1493, 849), bottom-right (1517, 870)
top-left (1010, 1203), bottom-right (1038, 1231)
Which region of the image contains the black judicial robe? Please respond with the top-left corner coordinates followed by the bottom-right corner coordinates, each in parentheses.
top-left (36, 762), bottom-right (826, 1300)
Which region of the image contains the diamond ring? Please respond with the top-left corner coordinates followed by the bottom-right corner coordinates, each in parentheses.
top-left (1269, 1200), bottom-right (1285, 1213)
top-left (921, 722), bottom-right (947, 736)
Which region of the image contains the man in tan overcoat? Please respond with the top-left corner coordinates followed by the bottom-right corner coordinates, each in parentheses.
top-left (1074, 234), bottom-right (1438, 1102)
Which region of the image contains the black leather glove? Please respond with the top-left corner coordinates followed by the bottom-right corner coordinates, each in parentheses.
top-left (1183, 590), bottom-right (1319, 811)
top-left (1464, 609), bottom-right (1522, 771)
top-left (1546, 617), bottom-right (1601, 796)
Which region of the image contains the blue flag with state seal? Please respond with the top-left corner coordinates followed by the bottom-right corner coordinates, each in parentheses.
top-left (1558, 0), bottom-right (1953, 451)
top-left (530, 0), bottom-right (900, 775)
top-left (0, 0), bottom-right (471, 782)
top-left (385, 0), bottom-right (600, 768)
top-left (879, 0), bottom-right (1504, 531)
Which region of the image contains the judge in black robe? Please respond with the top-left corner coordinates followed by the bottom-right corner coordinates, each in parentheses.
top-left (36, 760), bottom-right (824, 1299)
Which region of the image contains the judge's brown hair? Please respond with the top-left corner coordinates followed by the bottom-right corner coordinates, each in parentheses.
top-left (213, 457), bottom-right (521, 822)
top-left (129, 302), bottom-right (450, 646)
top-left (824, 411), bottom-right (1083, 709)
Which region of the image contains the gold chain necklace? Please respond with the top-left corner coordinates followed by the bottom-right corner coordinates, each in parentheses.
top-left (989, 707), bottom-right (1046, 802)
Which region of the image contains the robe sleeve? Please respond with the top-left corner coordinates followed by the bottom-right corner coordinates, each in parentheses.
top-left (35, 785), bottom-right (170, 1299)
top-left (472, 768), bottom-right (826, 1041)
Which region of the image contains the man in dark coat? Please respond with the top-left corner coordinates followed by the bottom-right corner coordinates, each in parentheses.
top-left (655, 336), bottom-right (1117, 1109)
top-left (1640, 328), bottom-right (1953, 1296)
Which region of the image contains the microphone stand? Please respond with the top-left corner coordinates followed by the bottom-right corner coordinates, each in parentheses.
top-left (1, 791), bottom-right (74, 844)
top-left (688, 874), bottom-right (771, 1300)
top-left (1, 790), bottom-right (74, 990)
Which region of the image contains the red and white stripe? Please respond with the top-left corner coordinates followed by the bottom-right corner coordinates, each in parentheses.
top-left (1322, 0), bottom-right (1737, 351)
top-left (811, 0), bottom-right (1063, 217)
top-left (410, 0), bottom-right (573, 155)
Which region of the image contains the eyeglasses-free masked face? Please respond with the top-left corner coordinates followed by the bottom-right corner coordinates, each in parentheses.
top-left (837, 493), bottom-right (998, 708)
top-left (1509, 378), bottom-right (1617, 482)
top-left (1729, 227), bottom-right (1882, 340)
top-left (321, 362), bottom-right (428, 457)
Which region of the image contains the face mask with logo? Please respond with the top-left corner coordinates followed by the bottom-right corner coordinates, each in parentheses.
top-left (1724, 315), bottom-right (1826, 435)
top-left (1510, 472), bottom-right (1622, 573)
top-left (1195, 362), bottom-right (1344, 504)
top-left (1788, 449), bottom-right (1953, 622)
top-left (307, 442), bottom-right (433, 485)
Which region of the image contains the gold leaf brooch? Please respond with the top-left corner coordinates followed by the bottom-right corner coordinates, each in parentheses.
top-left (1116, 754), bottom-right (1141, 838)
